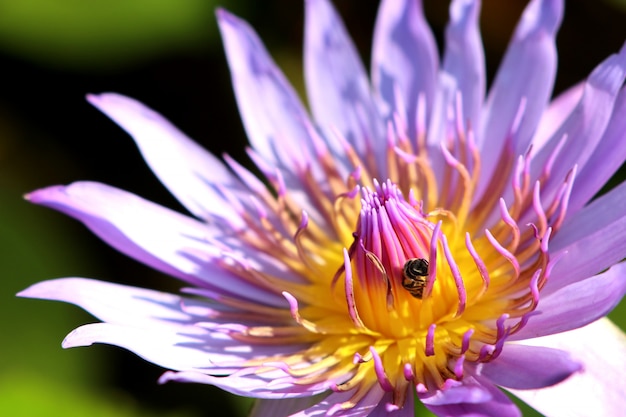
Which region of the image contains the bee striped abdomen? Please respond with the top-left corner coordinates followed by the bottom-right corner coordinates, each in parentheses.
top-left (402, 258), bottom-right (429, 299)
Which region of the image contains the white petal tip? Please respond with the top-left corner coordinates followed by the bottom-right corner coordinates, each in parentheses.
top-left (62, 329), bottom-right (95, 349)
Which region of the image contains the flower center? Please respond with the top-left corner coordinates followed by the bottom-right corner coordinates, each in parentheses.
top-left (349, 180), bottom-right (441, 337)
top-left (223, 96), bottom-right (574, 411)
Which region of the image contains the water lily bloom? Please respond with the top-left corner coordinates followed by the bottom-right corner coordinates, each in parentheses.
top-left (19, 0), bottom-right (626, 415)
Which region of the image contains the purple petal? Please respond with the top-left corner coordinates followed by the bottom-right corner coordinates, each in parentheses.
top-left (510, 262), bottom-right (626, 340)
top-left (422, 375), bottom-right (521, 417)
top-left (88, 93), bottom-right (329, 254)
top-left (545, 181), bottom-right (626, 293)
top-left (18, 278), bottom-right (195, 329)
top-left (509, 318), bottom-right (626, 417)
top-left (530, 42), bottom-right (626, 202)
top-left (160, 369), bottom-right (332, 400)
top-left (249, 398), bottom-right (321, 417)
top-left (442, 0), bottom-right (485, 130)
top-left (419, 376), bottom-right (491, 406)
top-left (28, 182), bottom-right (208, 284)
top-left (425, 72), bottom-right (457, 179)
top-left (286, 389), bottom-right (358, 417)
top-left (552, 178), bottom-right (626, 252)
top-left (26, 182), bottom-right (286, 305)
top-left (18, 278), bottom-right (302, 372)
top-left (290, 384), bottom-right (385, 417)
top-left (532, 82), bottom-right (583, 155)
top-left (371, 0), bottom-right (438, 139)
top-left (368, 389), bottom-right (415, 417)
top-left (476, 0), bottom-right (563, 199)
top-left (216, 9), bottom-right (317, 175)
top-left (87, 93), bottom-right (245, 224)
top-left (216, 8), bottom-right (340, 227)
top-left (478, 344), bottom-right (581, 389)
top-left (305, 0), bottom-right (384, 165)
top-left (65, 323), bottom-right (303, 376)
top-left (74, 321), bottom-right (309, 377)
top-left (567, 86), bottom-right (626, 214)
top-left (61, 322), bottom-right (217, 371)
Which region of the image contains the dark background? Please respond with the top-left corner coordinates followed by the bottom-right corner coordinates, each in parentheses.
top-left (2, 1), bottom-right (625, 416)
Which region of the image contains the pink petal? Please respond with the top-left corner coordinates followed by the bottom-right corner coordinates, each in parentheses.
top-left (478, 344), bottom-right (581, 389)
top-left (508, 318), bottom-right (626, 417)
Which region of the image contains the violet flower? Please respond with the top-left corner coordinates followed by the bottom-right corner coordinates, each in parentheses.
top-left (19, 0), bottom-right (626, 416)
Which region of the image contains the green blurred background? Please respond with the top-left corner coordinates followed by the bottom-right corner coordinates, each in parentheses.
top-left (1, 0), bottom-right (625, 416)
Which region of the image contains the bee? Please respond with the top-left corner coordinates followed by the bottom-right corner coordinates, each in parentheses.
top-left (402, 258), bottom-right (429, 299)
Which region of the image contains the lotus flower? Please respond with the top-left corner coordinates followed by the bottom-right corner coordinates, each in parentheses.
top-left (19, 0), bottom-right (626, 416)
